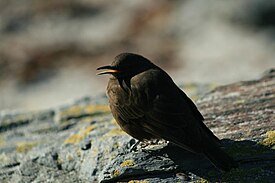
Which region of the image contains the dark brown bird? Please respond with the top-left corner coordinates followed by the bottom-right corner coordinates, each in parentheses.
top-left (97, 53), bottom-right (236, 171)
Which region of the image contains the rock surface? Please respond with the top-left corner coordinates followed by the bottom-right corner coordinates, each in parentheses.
top-left (0, 69), bottom-right (274, 182)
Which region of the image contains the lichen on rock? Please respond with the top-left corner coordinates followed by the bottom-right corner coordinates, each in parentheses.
top-left (259, 131), bottom-right (275, 148)
top-left (0, 69), bottom-right (274, 182)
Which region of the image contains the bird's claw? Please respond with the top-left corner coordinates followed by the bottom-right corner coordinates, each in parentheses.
top-left (128, 139), bottom-right (140, 152)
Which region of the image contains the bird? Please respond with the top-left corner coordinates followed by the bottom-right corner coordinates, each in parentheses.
top-left (97, 52), bottom-right (236, 171)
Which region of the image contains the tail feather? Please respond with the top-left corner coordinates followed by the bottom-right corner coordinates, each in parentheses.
top-left (203, 136), bottom-right (237, 171)
top-left (200, 122), bottom-right (221, 146)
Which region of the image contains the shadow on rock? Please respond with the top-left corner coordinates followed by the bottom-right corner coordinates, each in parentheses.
top-left (99, 138), bottom-right (275, 182)
top-left (159, 139), bottom-right (275, 182)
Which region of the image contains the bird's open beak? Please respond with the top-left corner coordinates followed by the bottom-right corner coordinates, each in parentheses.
top-left (96, 65), bottom-right (120, 75)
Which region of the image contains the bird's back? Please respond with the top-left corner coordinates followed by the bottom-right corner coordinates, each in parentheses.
top-left (100, 53), bottom-right (236, 171)
top-left (107, 68), bottom-right (212, 152)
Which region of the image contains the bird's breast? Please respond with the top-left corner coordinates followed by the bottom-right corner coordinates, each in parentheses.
top-left (107, 79), bottom-right (131, 106)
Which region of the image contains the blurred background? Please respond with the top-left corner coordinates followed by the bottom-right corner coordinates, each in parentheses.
top-left (0, 0), bottom-right (274, 111)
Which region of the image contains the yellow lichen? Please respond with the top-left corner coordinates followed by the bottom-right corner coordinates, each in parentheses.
top-left (64, 134), bottom-right (83, 144)
top-left (64, 125), bottom-right (96, 144)
top-left (67, 154), bottom-right (74, 161)
top-left (57, 158), bottom-right (63, 165)
top-left (112, 169), bottom-right (120, 177)
top-left (0, 153), bottom-right (8, 162)
top-left (128, 180), bottom-right (149, 183)
top-left (104, 128), bottom-right (127, 137)
top-left (0, 136), bottom-right (5, 147)
top-left (190, 178), bottom-right (208, 183)
top-left (91, 148), bottom-right (99, 156)
top-left (85, 105), bottom-right (110, 113)
top-left (113, 142), bottom-right (119, 149)
top-left (76, 149), bottom-right (82, 157)
top-left (16, 142), bottom-right (38, 153)
top-left (61, 106), bottom-right (82, 116)
top-left (234, 99), bottom-right (245, 104)
top-left (79, 117), bottom-right (94, 123)
top-left (60, 105), bottom-right (110, 118)
top-left (259, 131), bottom-right (275, 147)
top-left (83, 125), bottom-right (96, 135)
top-left (120, 160), bottom-right (135, 167)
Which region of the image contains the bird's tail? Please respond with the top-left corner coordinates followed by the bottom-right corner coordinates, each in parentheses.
top-left (203, 135), bottom-right (237, 172)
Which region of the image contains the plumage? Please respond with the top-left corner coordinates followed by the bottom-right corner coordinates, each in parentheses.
top-left (97, 52), bottom-right (236, 171)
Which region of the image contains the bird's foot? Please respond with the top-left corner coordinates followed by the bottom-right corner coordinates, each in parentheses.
top-left (128, 139), bottom-right (140, 152)
top-left (128, 139), bottom-right (168, 152)
top-left (140, 139), bottom-right (167, 151)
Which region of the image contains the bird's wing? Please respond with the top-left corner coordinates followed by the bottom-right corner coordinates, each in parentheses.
top-left (178, 88), bottom-right (221, 144)
top-left (144, 90), bottom-right (204, 153)
top-left (109, 69), bottom-right (217, 153)
top-left (127, 70), bottom-right (205, 153)
top-left (178, 89), bottom-right (204, 121)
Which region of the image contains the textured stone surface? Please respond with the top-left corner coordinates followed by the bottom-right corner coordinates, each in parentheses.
top-left (0, 69), bottom-right (274, 182)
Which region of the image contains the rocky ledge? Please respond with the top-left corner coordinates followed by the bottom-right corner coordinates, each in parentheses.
top-left (0, 69), bottom-right (274, 183)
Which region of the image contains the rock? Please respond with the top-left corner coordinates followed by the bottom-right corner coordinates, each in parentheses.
top-left (0, 69), bottom-right (274, 182)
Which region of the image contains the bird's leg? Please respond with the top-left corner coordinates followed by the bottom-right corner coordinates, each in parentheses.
top-left (129, 139), bottom-right (154, 153)
top-left (128, 139), bottom-right (154, 152)
top-left (128, 139), bottom-right (167, 152)
top-left (144, 139), bottom-right (163, 146)
top-left (140, 139), bottom-right (169, 152)
top-left (128, 139), bottom-right (141, 152)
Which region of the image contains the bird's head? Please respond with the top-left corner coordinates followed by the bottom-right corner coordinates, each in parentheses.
top-left (97, 53), bottom-right (155, 78)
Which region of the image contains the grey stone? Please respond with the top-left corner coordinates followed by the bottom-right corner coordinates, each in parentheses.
top-left (0, 69), bottom-right (274, 182)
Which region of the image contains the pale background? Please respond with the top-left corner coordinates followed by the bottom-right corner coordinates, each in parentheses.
top-left (0, 0), bottom-right (274, 111)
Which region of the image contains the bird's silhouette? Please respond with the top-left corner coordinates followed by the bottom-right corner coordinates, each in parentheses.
top-left (97, 53), bottom-right (236, 171)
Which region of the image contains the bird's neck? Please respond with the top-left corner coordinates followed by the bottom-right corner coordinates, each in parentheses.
top-left (118, 77), bottom-right (132, 93)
